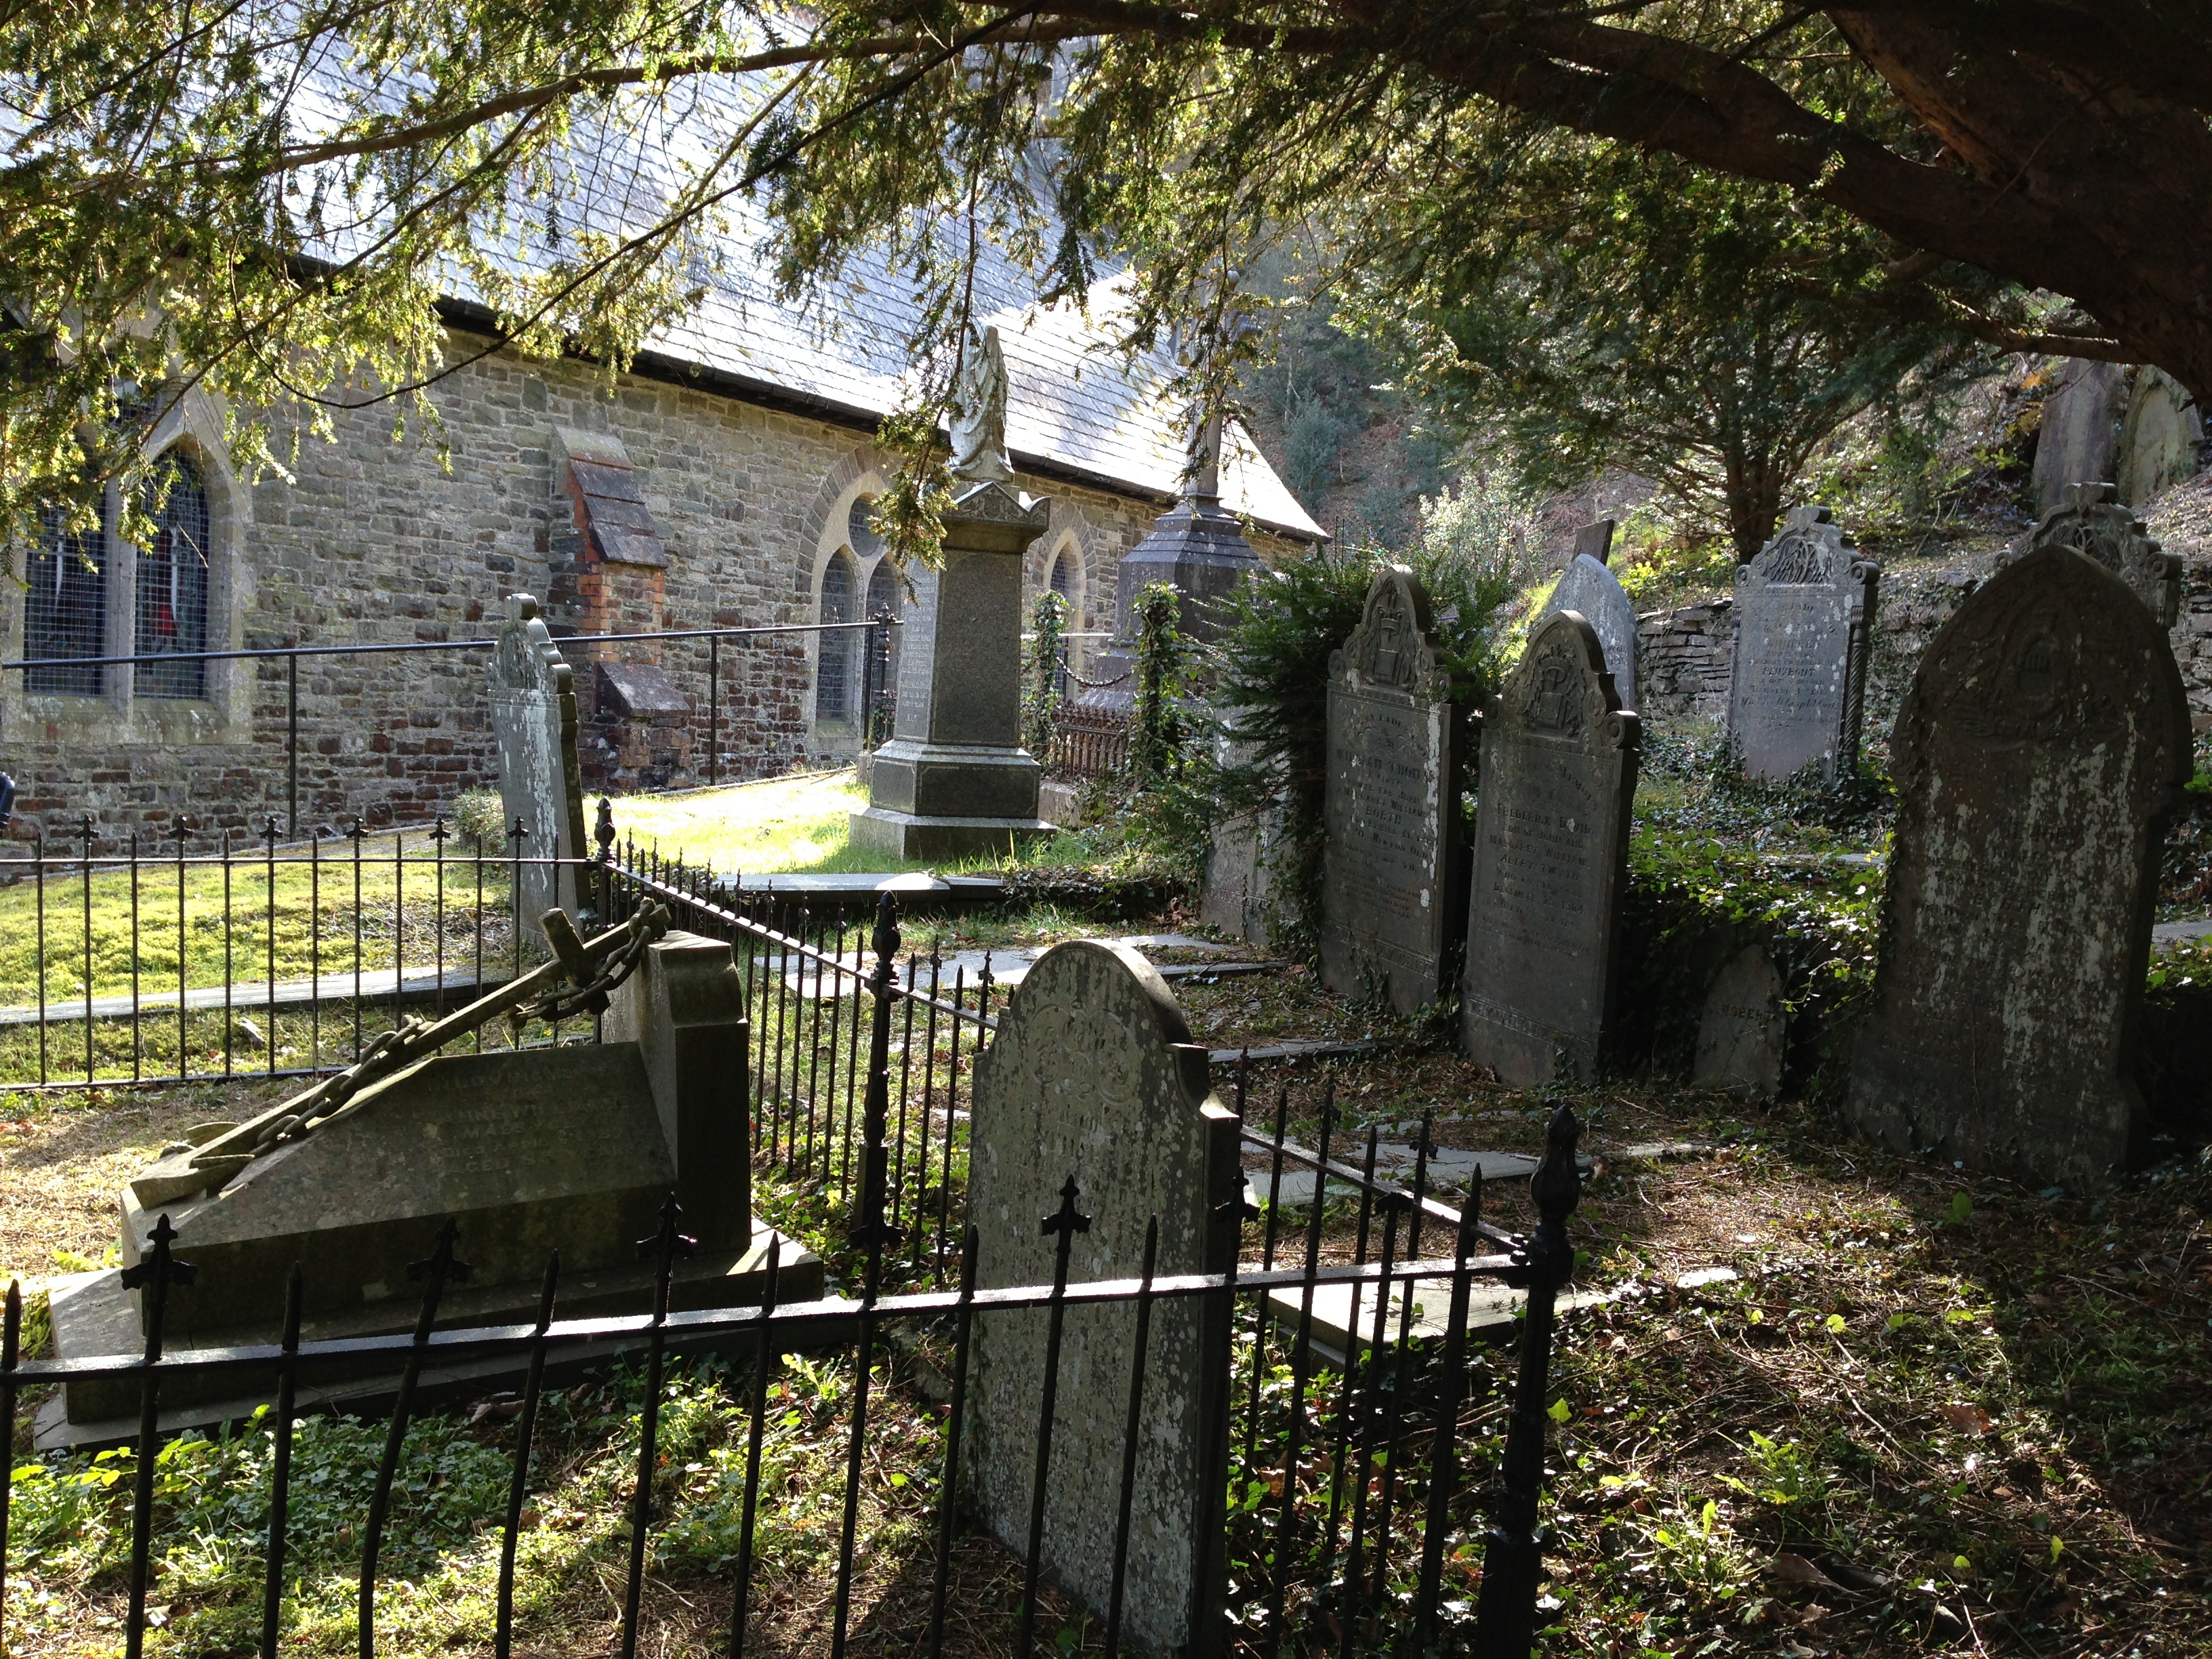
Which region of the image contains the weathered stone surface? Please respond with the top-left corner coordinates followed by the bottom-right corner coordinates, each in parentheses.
top-left (1693, 945), bottom-right (1785, 1100)
top-left (1573, 518), bottom-right (1616, 566)
top-left (116, 930), bottom-right (757, 1343)
top-left (2030, 482), bottom-right (2182, 627)
top-left (1726, 506), bottom-right (1880, 781)
top-left (1847, 544), bottom-right (2192, 1189)
top-left (1460, 612), bottom-right (1641, 1086)
top-left (968, 941), bottom-right (1242, 1655)
top-left (489, 593), bottom-right (587, 921)
top-left (2032, 359), bottom-right (2127, 514)
top-left (1539, 554), bottom-right (1639, 710)
top-left (853, 480), bottom-right (1056, 859)
top-left (1200, 808), bottom-right (1283, 949)
top-left (1320, 566), bottom-right (1460, 1013)
top-left (2118, 367), bottom-right (2203, 507)
top-left (603, 930), bottom-right (752, 1252)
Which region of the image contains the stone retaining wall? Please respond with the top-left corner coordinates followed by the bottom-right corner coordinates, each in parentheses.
top-left (1635, 555), bottom-right (2212, 743)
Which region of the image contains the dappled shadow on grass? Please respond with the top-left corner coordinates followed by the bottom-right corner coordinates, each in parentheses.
top-left (1533, 1092), bottom-right (2212, 1658)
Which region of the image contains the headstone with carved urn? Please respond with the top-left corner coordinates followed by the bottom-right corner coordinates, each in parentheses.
top-left (1460, 611), bottom-right (1641, 1086)
top-left (2028, 481), bottom-right (2182, 627)
top-left (967, 941), bottom-right (1242, 1655)
top-left (1725, 506), bottom-right (1881, 782)
top-left (1320, 565), bottom-right (1461, 1013)
top-left (1846, 541), bottom-right (2192, 1189)
top-left (490, 593), bottom-right (588, 923)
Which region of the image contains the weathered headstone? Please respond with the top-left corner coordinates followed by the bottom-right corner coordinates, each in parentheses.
top-left (1538, 546), bottom-right (1639, 710)
top-left (1847, 543), bottom-right (2192, 1189)
top-left (2029, 481), bottom-right (2182, 627)
top-left (1319, 566), bottom-right (1460, 1013)
top-left (1725, 506), bottom-right (1881, 781)
top-left (1694, 945), bottom-right (1785, 1100)
top-left (2032, 359), bottom-right (2127, 513)
top-left (1573, 518), bottom-right (1616, 566)
top-left (850, 480), bottom-right (1057, 859)
top-left (968, 941), bottom-right (1242, 1655)
top-left (489, 593), bottom-right (588, 922)
top-left (2118, 367), bottom-right (2203, 506)
top-left (1460, 611), bottom-right (1641, 1086)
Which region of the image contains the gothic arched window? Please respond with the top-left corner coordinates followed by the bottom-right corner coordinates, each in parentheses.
top-left (135, 451), bottom-right (211, 699)
top-left (816, 551), bottom-right (858, 722)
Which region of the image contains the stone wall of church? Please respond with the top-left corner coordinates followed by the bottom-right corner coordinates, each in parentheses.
top-left (1, 335), bottom-right (1277, 850)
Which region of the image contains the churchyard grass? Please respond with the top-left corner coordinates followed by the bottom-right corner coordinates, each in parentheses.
top-left (611, 771), bottom-right (1107, 878)
top-left (7, 1044), bottom-right (2206, 1655)
top-left (0, 830), bottom-right (522, 1010)
top-left (5, 881), bottom-right (2207, 1657)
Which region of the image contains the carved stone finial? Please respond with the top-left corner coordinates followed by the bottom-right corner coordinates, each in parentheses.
top-left (948, 324), bottom-right (1015, 486)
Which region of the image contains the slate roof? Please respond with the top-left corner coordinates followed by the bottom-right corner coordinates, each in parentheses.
top-left (295, 64), bottom-right (1328, 541)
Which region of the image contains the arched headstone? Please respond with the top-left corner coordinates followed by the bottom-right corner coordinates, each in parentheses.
top-left (1320, 565), bottom-right (1460, 1013)
top-left (1461, 612), bottom-right (1641, 1086)
top-left (1725, 506), bottom-right (1880, 781)
top-left (968, 941), bottom-right (1243, 1653)
top-left (1538, 548), bottom-right (1639, 710)
top-left (1847, 543), bottom-right (2193, 1188)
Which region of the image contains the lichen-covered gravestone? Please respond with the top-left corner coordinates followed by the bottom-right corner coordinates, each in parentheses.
top-left (489, 593), bottom-right (587, 922)
top-left (1694, 945), bottom-right (1785, 1100)
top-left (1538, 525), bottom-right (1639, 710)
top-left (2028, 481), bottom-right (2182, 627)
top-left (1847, 543), bottom-right (2192, 1188)
top-left (1319, 566), bottom-right (1460, 1013)
top-left (968, 941), bottom-right (1243, 1655)
top-left (1725, 506), bottom-right (1879, 782)
top-left (1460, 612), bottom-right (1641, 1086)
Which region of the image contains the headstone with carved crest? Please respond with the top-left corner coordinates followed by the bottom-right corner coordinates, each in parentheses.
top-left (1847, 539), bottom-right (2192, 1188)
top-left (2027, 481), bottom-right (2181, 626)
top-left (1726, 506), bottom-right (1881, 782)
top-left (1320, 565), bottom-right (1462, 1013)
top-left (1460, 611), bottom-right (1641, 1086)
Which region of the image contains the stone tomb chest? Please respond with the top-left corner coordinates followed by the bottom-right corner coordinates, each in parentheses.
top-left (1319, 565), bottom-right (1461, 1014)
top-left (47, 930), bottom-right (814, 1439)
top-left (1460, 612), bottom-right (1641, 1087)
top-left (1725, 506), bottom-right (1879, 783)
top-left (1846, 544), bottom-right (2192, 1189)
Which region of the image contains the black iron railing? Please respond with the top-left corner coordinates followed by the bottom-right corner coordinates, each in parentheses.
top-left (0, 1090), bottom-right (1584, 1659)
top-left (2, 617), bottom-right (897, 838)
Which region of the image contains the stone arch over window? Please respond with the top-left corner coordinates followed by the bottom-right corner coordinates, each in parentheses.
top-left (804, 447), bottom-right (893, 747)
top-left (1, 387), bottom-right (251, 745)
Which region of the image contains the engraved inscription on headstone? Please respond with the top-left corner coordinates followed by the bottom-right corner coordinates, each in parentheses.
top-left (1694, 945), bottom-right (1785, 1100)
top-left (1320, 566), bottom-right (1460, 1014)
top-left (1847, 543), bottom-right (2192, 1189)
top-left (2029, 481), bottom-right (2182, 627)
top-left (1539, 549), bottom-right (1639, 710)
top-left (1460, 612), bottom-right (1641, 1086)
top-left (1725, 506), bottom-right (1880, 781)
top-left (968, 942), bottom-right (1243, 1654)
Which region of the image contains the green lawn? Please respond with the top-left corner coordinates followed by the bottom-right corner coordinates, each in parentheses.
top-left (0, 832), bottom-right (521, 1010)
top-left (605, 769), bottom-right (1103, 878)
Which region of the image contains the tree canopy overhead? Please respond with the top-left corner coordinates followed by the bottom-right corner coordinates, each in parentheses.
top-left (3, 2), bottom-right (2207, 553)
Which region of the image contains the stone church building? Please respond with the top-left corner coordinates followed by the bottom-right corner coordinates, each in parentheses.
top-left (1, 258), bottom-right (1321, 847)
